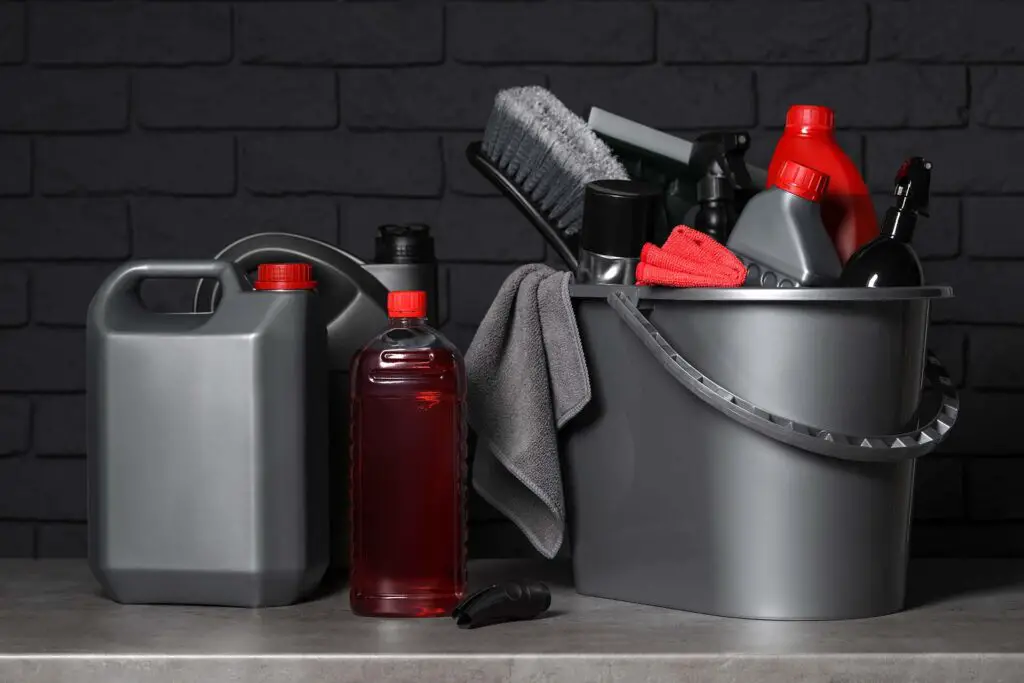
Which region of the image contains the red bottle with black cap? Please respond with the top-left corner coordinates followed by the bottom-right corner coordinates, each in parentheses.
top-left (767, 105), bottom-right (878, 263)
top-left (348, 290), bottom-right (468, 617)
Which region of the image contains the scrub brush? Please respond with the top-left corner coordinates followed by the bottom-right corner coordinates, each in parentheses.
top-left (466, 86), bottom-right (629, 271)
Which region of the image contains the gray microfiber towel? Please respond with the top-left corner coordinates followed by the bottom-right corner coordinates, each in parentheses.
top-left (465, 263), bottom-right (591, 559)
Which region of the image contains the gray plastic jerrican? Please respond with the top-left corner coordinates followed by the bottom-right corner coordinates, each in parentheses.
top-left (562, 284), bottom-right (958, 620)
top-left (191, 232), bottom-right (448, 576)
top-left (88, 260), bottom-right (329, 607)
top-left (727, 185), bottom-right (843, 288)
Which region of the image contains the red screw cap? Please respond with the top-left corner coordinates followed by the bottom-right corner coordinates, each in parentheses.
top-left (773, 160), bottom-right (829, 203)
top-left (785, 104), bottom-right (835, 134)
top-left (387, 290), bottom-right (427, 318)
top-left (252, 263), bottom-right (317, 291)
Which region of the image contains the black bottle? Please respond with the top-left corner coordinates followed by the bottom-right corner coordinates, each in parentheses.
top-left (690, 131), bottom-right (755, 243)
top-left (839, 157), bottom-right (931, 288)
top-left (576, 179), bottom-right (661, 285)
top-left (693, 174), bottom-right (737, 243)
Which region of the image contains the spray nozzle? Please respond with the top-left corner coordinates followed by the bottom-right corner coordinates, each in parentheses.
top-left (893, 157), bottom-right (932, 218)
top-left (691, 131), bottom-right (756, 195)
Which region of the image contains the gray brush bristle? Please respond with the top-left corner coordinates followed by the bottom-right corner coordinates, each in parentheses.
top-left (480, 86), bottom-right (629, 237)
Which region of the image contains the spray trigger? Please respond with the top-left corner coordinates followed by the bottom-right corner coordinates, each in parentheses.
top-left (893, 156), bottom-right (932, 218)
top-left (451, 581), bottom-right (551, 629)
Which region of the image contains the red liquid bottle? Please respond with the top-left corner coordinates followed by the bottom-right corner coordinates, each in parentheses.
top-left (349, 290), bottom-right (467, 617)
top-left (766, 104), bottom-right (878, 263)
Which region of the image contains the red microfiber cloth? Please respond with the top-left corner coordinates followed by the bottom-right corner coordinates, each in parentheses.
top-left (634, 226), bottom-right (747, 288)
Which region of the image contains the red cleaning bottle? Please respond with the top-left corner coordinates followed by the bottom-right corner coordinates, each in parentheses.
top-left (349, 290), bottom-right (467, 617)
top-left (766, 105), bottom-right (878, 263)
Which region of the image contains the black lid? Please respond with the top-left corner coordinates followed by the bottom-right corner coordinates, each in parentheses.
top-left (580, 180), bottom-right (661, 258)
top-left (374, 223), bottom-right (435, 264)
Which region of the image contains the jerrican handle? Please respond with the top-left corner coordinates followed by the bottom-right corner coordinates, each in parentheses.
top-left (606, 290), bottom-right (959, 463)
top-left (103, 260), bottom-right (246, 306)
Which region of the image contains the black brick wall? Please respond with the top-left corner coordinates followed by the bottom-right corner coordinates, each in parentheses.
top-left (0, 0), bottom-right (1019, 559)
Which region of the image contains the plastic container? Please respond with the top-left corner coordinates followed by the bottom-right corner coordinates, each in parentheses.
top-left (767, 105), bottom-right (878, 263)
top-left (841, 157), bottom-right (932, 288)
top-left (87, 260), bottom-right (329, 607)
top-left (727, 160), bottom-right (842, 287)
top-left (563, 284), bottom-right (960, 620)
top-left (193, 230), bottom-right (447, 576)
top-left (349, 290), bottom-right (468, 617)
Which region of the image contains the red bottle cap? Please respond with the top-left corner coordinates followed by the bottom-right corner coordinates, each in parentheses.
top-left (785, 105), bottom-right (835, 134)
top-left (252, 263), bottom-right (317, 291)
top-left (773, 160), bottom-right (829, 203)
top-left (388, 290), bottom-right (427, 318)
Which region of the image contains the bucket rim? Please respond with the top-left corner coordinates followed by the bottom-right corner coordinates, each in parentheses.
top-left (569, 284), bottom-right (953, 302)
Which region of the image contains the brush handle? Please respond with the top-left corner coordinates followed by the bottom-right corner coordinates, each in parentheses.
top-left (465, 141), bottom-right (579, 272)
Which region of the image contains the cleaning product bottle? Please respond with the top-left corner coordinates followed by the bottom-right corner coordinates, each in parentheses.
top-left (726, 160), bottom-right (842, 288)
top-left (349, 290), bottom-right (467, 617)
top-left (840, 157), bottom-right (932, 288)
top-left (576, 179), bottom-right (661, 285)
top-left (766, 105), bottom-right (877, 263)
top-left (88, 260), bottom-right (329, 607)
top-left (690, 131), bottom-right (756, 243)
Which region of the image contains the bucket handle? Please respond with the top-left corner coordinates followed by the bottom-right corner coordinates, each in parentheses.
top-left (606, 290), bottom-right (959, 463)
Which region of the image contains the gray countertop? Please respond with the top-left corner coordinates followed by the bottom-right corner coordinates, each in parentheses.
top-left (1, 559), bottom-right (1023, 682)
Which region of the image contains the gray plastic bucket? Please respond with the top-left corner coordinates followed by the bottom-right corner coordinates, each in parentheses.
top-left (563, 285), bottom-right (959, 620)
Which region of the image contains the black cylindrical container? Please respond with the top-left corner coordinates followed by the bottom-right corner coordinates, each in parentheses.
top-left (577, 180), bottom-right (661, 285)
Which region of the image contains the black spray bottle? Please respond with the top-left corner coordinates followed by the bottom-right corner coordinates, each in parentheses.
top-left (839, 157), bottom-right (931, 288)
top-left (690, 131), bottom-right (755, 243)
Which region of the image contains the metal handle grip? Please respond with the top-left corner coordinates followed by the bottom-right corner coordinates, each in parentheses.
top-left (607, 290), bottom-right (959, 463)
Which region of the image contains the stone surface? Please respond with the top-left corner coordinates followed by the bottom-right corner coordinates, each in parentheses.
top-left (0, 0), bottom-right (1022, 561)
top-left (0, 200), bottom-right (129, 260)
top-left (758, 65), bottom-right (967, 129)
top-left (0, 268), bottom-right (28, 327)
top-left (548, 66), bottom-right (755, 128)
top-left (238, 3), bottom-right (443, 66)
top-left (873, 1), bottom-right (1024, 63)
top-left (137, 69), bottom-right (337, 130)
top-left (37, 137), bottom-right (235, 196)
top-left (0, 560), bottom-right (1021, 681)
top-left (31, 3), bottom-right (230, 65)
top-left (449, 2), bottom-right (654, 64)
top-left (339, 67), bottom-right (546, 130)
top-left (0, 397), bottom-right (30, 455)
top-left (0, 137), bottom-right (30, 195)
top-left (0, 4), bottom-right (24, 64)
top-left (0, 72), bottom-right (128, 133)
top-left (659, 1), bottom-right (866, 64)
top-left (242, 134), bottom-right (442, 197)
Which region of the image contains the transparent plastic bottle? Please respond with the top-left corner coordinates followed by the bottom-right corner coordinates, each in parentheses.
top-left (348, 290), bottom-right (467, 617)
